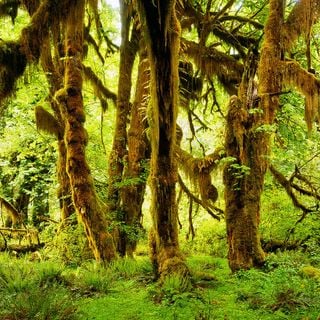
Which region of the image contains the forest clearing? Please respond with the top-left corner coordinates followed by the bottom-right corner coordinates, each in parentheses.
top-left (0, 0), bottom-right (320, 319)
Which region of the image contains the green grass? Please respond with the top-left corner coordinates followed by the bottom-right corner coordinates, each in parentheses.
top-left (0, 252), bottom-right (319, 320)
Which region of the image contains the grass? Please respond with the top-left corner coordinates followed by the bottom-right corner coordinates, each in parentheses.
top-left (0, 251), bottom-right (319, 320)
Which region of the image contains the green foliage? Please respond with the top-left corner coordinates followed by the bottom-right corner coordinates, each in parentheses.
top-left (228, 163), bottom-right (251, 179)
top-left (254, 124), bottom-right (277, 134)
top-left (232, 252), bottom-right (320, 318)
top-left (156, 274), bottom-right (193, 305)
top-left (42, 218), bottom-right (92, 266)
top-left (0, 252), bottom-right (318, 320)
top-left (65, 262), bottom-right (114, 295)
top-left (181, 221), bottom-right (227, 257)
top-left (1, 285), bottom-right (79, 320)
top-left (0, 256), bottom-right (80, 320)
top-left (110, 257), bottom-right (153, 279)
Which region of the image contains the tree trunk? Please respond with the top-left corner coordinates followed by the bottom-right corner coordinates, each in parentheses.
top-left (59, 0), bottom-right (116, 263)
top-left (57, 139), bottom-right (74, 220)
top-left (121, 48), bottom-right (150, 257)
top-left (223, 100), bottom-right (267, 271)
top-left (106, 1), bottom-right (139, 256)
top-left (40, 35), bottom-right (75, 222)
top-left (223, 0), bottom-right (284, 272)
top-left (137, 0), bottom-right (188, 279)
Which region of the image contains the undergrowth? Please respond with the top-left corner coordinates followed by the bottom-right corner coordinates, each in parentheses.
top-left (0, 250), bottom-right (319, 320)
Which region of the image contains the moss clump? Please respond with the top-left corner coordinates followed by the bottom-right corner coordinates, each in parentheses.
top-left (0, 41), bottom-right (27, 103)
top-left (300, 265), bottom-right (320, 279)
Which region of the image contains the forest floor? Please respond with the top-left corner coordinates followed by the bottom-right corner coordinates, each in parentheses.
top-left (0, 250), bottom-right (319, 320)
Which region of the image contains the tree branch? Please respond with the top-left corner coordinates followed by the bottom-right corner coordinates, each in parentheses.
top-left (178, 175), bottom-right (221, 221)
top-left (269, 164), bottom-right (313, 213)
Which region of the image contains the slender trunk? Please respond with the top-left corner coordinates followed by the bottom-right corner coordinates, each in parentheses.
top-left (106, 1), bottom-right (138, 256)
top-left (60, 0), bottom-right (116, 262)
top-left (121, 48), bottom-right (150, 257)
top-left (57, 139), bottom-right (74, 220)
top-left (40, 36), bottom-right (75, 221)
top-left (137, 0), bottom-right (188, 279)
top-left (224, 99), bottom-right (266, 270)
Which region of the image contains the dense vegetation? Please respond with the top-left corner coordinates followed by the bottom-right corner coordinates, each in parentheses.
top-left (0, 0), bottom-right (320, 319)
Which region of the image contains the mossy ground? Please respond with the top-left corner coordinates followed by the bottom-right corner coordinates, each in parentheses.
top-left (0, 251), bottom-right (319, 320)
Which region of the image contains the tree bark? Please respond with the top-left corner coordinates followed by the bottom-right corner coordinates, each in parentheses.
top-left (121, 48), bottom-right (150, 257)
top-left (137, 0), bottom-right (188, 279)
top-left (223, 0), bottom-right (284, 272)
top-left (106, 1), bottom-right (139, 256)
top-left (59, 0), bottom-right (116, 263)
top-left (40, 35), bottom-right (75, 222)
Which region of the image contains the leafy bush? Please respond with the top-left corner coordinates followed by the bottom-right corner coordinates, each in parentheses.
top-left (65, 262), bottom-right (114, 295)
top-left (233, 251), bottom-right (320, 318)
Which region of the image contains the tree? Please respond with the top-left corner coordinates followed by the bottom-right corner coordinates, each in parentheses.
top-left (136, 0), bottom-right (188, 279)
top-left (120, 46), bottom-right (150, 257)
top-left (57, 0), bottom-right (116, 262)
top-left (106, 0), bottom-right (140, 256)
top-left (224, 0), bottom-right (320, 271)
top-left (0, 0), bottom-right (117, 263)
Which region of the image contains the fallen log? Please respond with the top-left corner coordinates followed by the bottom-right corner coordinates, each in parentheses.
top-left (0, 242), bottom-right (44, 254)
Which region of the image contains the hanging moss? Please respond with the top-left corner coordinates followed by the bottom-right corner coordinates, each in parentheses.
top-left (20, 0), bottom-right (51, 62)
top-left (283, 0), bottom-right (320, 51)
top-left (181, 39), bottom-right (243, 92)
top-left (35, 105), bottom-right (62, 137)
top-left (0, 41), bottom-right (27, 103)
top-left (82, 65), bottom-right (117, 105)
top-left (179, 60), bottom-right (203, 105)
top-left (281, 60), bottom-right (320, 131)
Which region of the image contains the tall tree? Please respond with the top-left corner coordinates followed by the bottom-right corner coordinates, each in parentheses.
top-left (58, 0), bottom-right (116, 262)
top-left (121, 46), bottom-right (150, 257)
top-left (136, 0), bottom-right (188, 279)
top-left (223, 0), bottom-right (320, 272)
top-left (106, 1), bottom-right (139, 256)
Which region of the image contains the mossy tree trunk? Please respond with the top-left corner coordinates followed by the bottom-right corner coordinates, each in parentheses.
top-left (121, 48), bottom-right (150, 257)
top-left (223, 0), bottom-right (284, 272)
top-left (59, 0), bottom-right (116, 263)
top-left (137, 0), bottom-right (188, 279)
top-left (224, 94), bottom-right (267, 271)
top-left (106, 1), bottom-right (139, 256)
top-left (40, 35), bottom-right (75, 222)
top-left (57, 139), bottom-right (75, 220)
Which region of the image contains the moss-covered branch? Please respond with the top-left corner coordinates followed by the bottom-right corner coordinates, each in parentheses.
top-left (280, 60), bottom-right (320, 131)
top-left (82, 65), bottom-right (117, 105)
top-left (269, 165), bottom-right (313, 213)
top-left (178, 175), bottom-right (222, 221)
top-left (283, 0), bottom-right (320, 51)
top-left (181, 39), bottom-right (243, 93)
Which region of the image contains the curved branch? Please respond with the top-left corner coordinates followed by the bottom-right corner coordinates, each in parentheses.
top-left (218, 15), bottom-right (264, 29)
top-left (178, 175), bottom-right (222, 221)
top-left (269, 164), bottom-right (313, 213)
